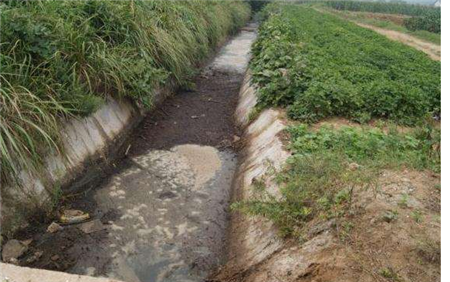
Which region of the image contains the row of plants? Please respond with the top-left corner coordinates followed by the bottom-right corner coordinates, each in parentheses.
top-left (325, 1), bottom-right (440, 33)
top-left (251, 4), bottom-right (440, 125)
top-left (234, 3), bottom-right (440, 241)
top-left (0, 0), bottom-right (251, 186)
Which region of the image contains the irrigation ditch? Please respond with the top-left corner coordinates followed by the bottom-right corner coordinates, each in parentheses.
top-left (3, 24), bottom-right (263, 282)
top-left (1, 3), bottom-right (441, 282)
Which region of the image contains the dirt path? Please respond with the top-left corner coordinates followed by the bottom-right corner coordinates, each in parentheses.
top-left (356, 22), bottom-right (441, 61)
top-left (315, 8), bottom-right (441, 61)
top-left (16, 25), bottom-right (257, 282)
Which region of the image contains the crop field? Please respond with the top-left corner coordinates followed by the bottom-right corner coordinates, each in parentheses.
top-left (251, 4), bottom-right (440, 125)
top-left (0, 0), bottom-right (250, 186)
top-left (325, 1), bottom-right (441, 33)
top-left (236, 5), bottom-right (440, 280)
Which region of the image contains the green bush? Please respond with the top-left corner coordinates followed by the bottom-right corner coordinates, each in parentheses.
top-left (0, 0), bottom-right (251, 185)
top-left (250, 4), bottom-right (440, 125)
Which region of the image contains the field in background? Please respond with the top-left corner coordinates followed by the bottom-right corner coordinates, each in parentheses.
top-left (325, 1), bottom-right (440, 33)
top-left (325, 8), bottom-right (441, 45)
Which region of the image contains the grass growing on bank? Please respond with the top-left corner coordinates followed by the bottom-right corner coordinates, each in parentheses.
top-left (0, 0), bottom-right (251, 186)
top-left (234, 3), bottom-right (440, 241)
top-left (233, 122), bottom-right (440, 238)
top-left (250, 4), bottom-right (440, 125)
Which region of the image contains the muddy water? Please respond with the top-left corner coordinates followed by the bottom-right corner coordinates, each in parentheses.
top-left (66, 26), bottom-right (257, 282)
top-left (79, 146), bottom-right (236, 282)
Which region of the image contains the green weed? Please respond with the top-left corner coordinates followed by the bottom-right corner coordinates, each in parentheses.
top-left (398, 194), bottom-right (409, 208)
top-left (382, 210), bottom-right (399, 223)
top-left (411, 210), bottom-right (423, 223)
top-left (379, 267), bottom-right (403, 281)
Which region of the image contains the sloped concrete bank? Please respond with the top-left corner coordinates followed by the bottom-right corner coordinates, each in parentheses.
top-left (0, 86), bottom-right (175, 235)
top-left (212, 70), bottom-right (337, 282)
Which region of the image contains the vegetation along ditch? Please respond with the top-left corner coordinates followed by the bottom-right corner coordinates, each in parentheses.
top-left (0, 1), bottom-right (441, 282)
top-left (228, 3), bottom-right (440, 282)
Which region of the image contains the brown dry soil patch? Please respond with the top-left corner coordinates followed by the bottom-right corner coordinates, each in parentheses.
top-left (10, 57), bottom-right (244, 276)
top-left (317, 8), bottom-right (441, 61)
top-left (318, 169), bottom-right (441, 282)
top-left (347, 11), bottom-right (409, 26)
top-left (213, 168), bottom-right (440, 282)
top-left (356, 22), bottom-right (441, 61)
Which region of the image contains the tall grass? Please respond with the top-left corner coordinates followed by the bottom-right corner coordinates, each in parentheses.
top-left (0, 0), bottom-right (251, 186)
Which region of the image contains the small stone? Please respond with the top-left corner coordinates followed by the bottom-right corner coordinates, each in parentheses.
top-left (2, 239), bottom-right (28, 262)
top-left (233, 135), bottom-right (241, 143)
top-left (78, 219), bottom-right (106, 234)
top-left (51, 254), bottom-right (60, 261)
top-left (25, 251), bottom-right (43, 264)
top-left (63, 209), bottom-right (84, 217)
top-left (22, 239), bottom-right (33, 246)
top-left (47, 222), bottom-right (63, 233)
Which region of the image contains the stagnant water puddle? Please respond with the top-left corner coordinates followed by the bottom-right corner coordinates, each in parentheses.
top-left (17, 25), bottom-right (257, 282)
top-left (74, 145), bottom-right (237, 282)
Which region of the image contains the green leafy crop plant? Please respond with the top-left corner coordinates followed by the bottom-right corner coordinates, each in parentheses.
top-left (250, 4), bottom-right (440, 125)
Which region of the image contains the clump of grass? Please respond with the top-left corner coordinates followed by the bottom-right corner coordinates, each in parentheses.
top-left (416, 238), bottom-right (440, 264)
top-left (0, 0), bottom-right (251, 187)
top-left (411, 210), bottom-right (423, 223)
top-left (398, 194), bottom-right (409, 208)
top-left (233, 123), bottom-right (440, 239)
top-left (0, 85), bottom-right (69, 185)
top-left (382, 210), bottom-right (399, 223)
top-left (379, 267), bottom-right (403, 281)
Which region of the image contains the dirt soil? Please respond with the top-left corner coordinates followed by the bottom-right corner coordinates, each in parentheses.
top-left (308, 169), bottom-right (441, 282)
top-left (356, 22), bottom-right (441, 61)
top-left (349, 11), bottom-right (409, 26)
top-left (10, 26), bottom-right (257, 282)
top-left (317, 8), bottom-right (441, 61)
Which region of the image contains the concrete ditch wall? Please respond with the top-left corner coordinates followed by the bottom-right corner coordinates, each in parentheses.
top-left (213, 70), bottom-right (336, 282)
top-left (0, 87), bottom-right (174, 235)
top-left (0, 262), bottom-right (124, 282)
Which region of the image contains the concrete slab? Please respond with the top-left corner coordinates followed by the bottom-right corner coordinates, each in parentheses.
top-left (0, 263), bottom-right (124, 282)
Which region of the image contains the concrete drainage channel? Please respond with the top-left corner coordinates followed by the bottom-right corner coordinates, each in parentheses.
top-left (1, 25), bottom-right (260, 282)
